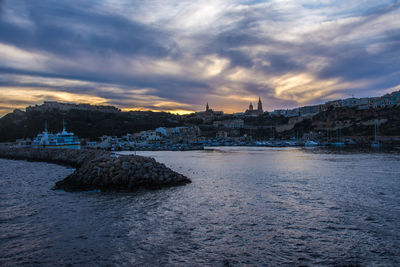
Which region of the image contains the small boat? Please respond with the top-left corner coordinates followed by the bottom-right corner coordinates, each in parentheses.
top-left (331, 128), bottom-right (345, 147)
top-left (371, 122), bottom-right (381, 149)
top-left (284, 141), bottom-right (298, 147)
top-left (255, 141), bottom-right (273, 146)
top-left (304, 140), bottom-right (319, 147)
top-left (371, 141), bottom-right (381, 149)
top-left (320, 141), bottom-right (330, 147)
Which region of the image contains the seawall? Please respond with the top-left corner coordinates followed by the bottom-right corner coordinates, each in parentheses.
top-left (0, 148), bottom-right (191, 192)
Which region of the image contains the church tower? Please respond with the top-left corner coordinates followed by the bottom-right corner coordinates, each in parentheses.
top-left (257, 97), bottom-right (263, 114)
top-left (249, 102), bottom-right (254, 111)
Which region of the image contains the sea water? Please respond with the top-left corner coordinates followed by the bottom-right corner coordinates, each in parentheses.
top-left (1, 147), bottom-right (399, 266)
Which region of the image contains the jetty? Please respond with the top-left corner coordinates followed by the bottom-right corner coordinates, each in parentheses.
top-left (0, 148), bottom-right (191, 192)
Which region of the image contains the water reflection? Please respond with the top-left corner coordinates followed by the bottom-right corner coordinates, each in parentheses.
top-left (1, 148), bottom-right (400, 266)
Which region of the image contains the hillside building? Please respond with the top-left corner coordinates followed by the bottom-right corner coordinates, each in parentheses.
top-left (26, 101), bottom-right (121, 113)
top-left (196, 103), bottom-right (223, 116)
top-left (245, 97), bottom-right (264, 115)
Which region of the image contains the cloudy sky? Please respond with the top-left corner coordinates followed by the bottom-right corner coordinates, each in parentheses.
top-left (0, 0), bottom-right (399, 116)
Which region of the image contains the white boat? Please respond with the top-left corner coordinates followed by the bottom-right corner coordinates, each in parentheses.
top-left (255, 141), bottom-right (273, 146)
top-left (371, 122), bottom-right (381, 149)
top-left (304, 140), bottom-right (319, 147)
top-left (371, 141), bottom-right (381, 149)
top-left (285, 141), bottom-right (299, 147)
top-left (32, 121), bottom-right (80, 149)
top-left (331, 128), bottom-right (345, 147)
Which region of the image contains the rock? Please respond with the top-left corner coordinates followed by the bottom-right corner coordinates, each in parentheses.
top-left (121, 161), bottom-right (131, 170)
top-left (0, 147), bottom-right (191, 192)
top-left (143, 162), bottom-right (153, 169)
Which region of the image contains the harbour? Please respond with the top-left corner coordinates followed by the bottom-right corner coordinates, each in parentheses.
top-left (1, 147), bottom-right (399, 266)
top-left (1, 1), bottom-right (400, 265)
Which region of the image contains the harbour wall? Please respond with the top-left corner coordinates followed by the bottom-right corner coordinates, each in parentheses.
top-left (0, 148), bottom-right (191, 192)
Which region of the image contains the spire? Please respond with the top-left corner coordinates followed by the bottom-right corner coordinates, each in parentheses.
top-left (206, 102), bottom-right (209, 111)
top-left (257, 97), bottom-right (263, 114)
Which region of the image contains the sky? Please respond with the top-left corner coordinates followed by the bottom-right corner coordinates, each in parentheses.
top-left (0, 0), bottom-right (399, 116)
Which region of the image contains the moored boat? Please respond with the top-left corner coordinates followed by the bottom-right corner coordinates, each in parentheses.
top-left (304, 140), bottom-right (319, 147)
top-left (371, 122), bottom-right (381, 149)
top-left (32, 121), bottom-right (80, 149)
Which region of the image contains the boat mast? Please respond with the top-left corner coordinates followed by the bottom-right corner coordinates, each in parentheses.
top-left (42, 120), bottom-right (49, 146)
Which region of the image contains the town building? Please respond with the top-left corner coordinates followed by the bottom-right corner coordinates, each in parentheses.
top-left (245, 97), bottom-right (264, 115)
top-left (26, 101), bottom-right (121, 113)
top-left (271, 90), bottom-right (400, 119)
top-left (374, 91), bottom-right (400, 108)
top-left (213, 119), bottom-right (244, 129)
top-left (270, 109), bottom-right (287, 116)
top-left (196, 103), bottom-right (224, 117)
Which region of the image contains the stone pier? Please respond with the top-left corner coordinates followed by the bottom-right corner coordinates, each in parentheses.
top-left (0, 148), bottom-right (191, 192)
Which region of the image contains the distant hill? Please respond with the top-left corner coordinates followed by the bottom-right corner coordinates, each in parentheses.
top-left (280, 105), bottom-right (400, 139)
top-left (1, 101), bottom-right (399, 143)
top-left (0, 103), bottom-right (183, 142)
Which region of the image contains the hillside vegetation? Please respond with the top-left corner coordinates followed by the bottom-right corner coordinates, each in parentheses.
top-left (0, 109), bottom-right (182, 142)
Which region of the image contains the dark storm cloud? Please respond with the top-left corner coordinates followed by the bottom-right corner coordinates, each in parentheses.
top-left (0, 0), bottom-right (399, 115)
top-left (241, 82), bottom-right (275, 98)
top-left (310, 3), bottom-right (400, 84)
top-left (221, 1), bottom-right (399, 79)
top-left (319, 46), bottom-right (400, 80)
top-left (0, 0), bottom-right (213, 107)
top-left (260, 53), bottom-right (302, 75)
top-left (0, 1), bottom-right (170, 58)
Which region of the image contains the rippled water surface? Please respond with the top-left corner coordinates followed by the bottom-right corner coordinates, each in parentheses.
top-left (1, 147), bottom-right (400, 266)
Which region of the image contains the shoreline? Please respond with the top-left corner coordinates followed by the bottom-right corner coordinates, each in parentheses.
top-left (112, 145), bottom-right (400, 154)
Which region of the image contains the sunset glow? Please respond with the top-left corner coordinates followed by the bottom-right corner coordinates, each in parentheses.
top-left (0, 0), bottom-right (399, 116)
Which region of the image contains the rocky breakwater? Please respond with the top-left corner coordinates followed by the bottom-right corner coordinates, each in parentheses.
top-left (54, 155), bottom-right (190, 191)
top-left (0, 148), bottom-right (191, 192)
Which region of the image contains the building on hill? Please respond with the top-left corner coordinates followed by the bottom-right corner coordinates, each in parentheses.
top-left (196, 103), bottom-right (223, 117)
top-left (374, 91), bottom-right (400, 108)
top-left (245, 97), bottom-right (264, 115)
top-left (270, 109), bottom-right (288, 116)
top-left (213, 119), bottom-right (244, 129)
top-left (26, 101), bottom-right (121, 113)
top-left (205, 102), bottom-right (213, 115)
top-left (272, 90), bottom-right (400, 119)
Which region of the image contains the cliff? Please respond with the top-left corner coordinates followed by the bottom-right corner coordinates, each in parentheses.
top-left (0, 148), bottom-right (191, 192)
